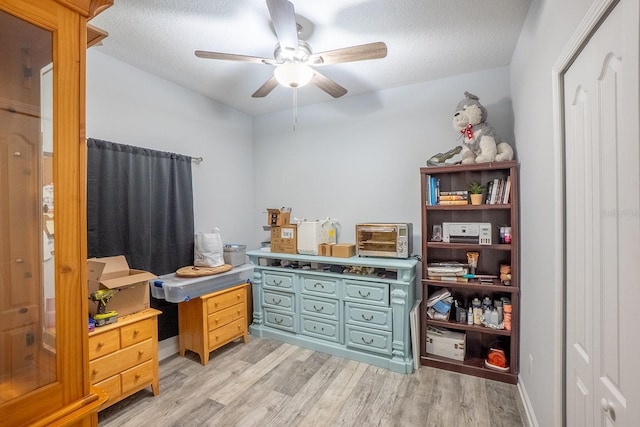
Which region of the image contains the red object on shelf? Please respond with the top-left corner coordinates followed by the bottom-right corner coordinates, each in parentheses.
top-left (487, 348), bottom-right (507, 368)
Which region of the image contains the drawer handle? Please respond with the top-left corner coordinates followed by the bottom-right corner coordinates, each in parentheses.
top-left (273, 279), bottom-right (282, 286)
top-left (91, 369), bottom-right (99, 376)
top-left (361, 314), bottom-right (374, 321)
top-left (135, 374), bottom-right (141, 379)
top-left (133, 330), bottom-right (140, 336)
top-left (138, 350), bottom-right (145, 356)
top-left (358, 290), bottom-right (371, 298)
top-left (272, 298), bottom-right (282, 305)
top-left (313, 282), bottom-right (325, 289)
top-left (236, 293), bottom-right (241, 299)
top-left (313, 305), bottom-right (324, 312)
top-left (97, 342), bottom-right (104, 347)
top-left (312, 326), bottom-right (326, 332)
top-left (274, 317), bottom-right (283, 325)
top-left (361, 337), bottom-right (374, 345)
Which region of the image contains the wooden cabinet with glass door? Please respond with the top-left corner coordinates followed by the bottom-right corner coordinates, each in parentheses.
top-left (0, 0), bottom-right (112, 425)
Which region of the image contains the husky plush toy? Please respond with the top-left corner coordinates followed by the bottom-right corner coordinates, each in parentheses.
top-left (453, 92), bottom-right (514, 164)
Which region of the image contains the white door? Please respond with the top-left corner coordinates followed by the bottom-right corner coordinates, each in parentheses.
top-left (564, 0), bottom-right (640, 425)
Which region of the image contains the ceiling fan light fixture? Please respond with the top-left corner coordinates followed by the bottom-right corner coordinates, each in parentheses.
top-left (274, 62), bottom-right (314, 88)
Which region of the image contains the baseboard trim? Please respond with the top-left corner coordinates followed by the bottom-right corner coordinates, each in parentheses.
top-left (518, 376), bottom-right (539, 427)
top-left (158, 336), bottom-right (179, 361)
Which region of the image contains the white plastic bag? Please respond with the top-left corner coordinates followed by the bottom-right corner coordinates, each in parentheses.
top-left (194, 228), bottom-right (225, 267)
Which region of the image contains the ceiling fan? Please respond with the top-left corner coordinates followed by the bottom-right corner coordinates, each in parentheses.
top-left (195, 0), bottom-right (387, 99)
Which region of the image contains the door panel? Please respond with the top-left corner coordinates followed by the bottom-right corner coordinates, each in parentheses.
top-left (564, 0), bottom-right (639, 425)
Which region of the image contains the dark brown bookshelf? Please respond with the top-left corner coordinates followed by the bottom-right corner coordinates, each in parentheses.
top-left (420, 161), bottom-right (519, 384)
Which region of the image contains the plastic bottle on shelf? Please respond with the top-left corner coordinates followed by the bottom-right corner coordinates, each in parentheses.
top-left (494, 299), bottom-right (504, 323)
top-left (467, 305), bottom-right (473, 325)
top-left (504, 301), bottom-right (512, 331)
top-left (472, 298), bottom-right (482, 325)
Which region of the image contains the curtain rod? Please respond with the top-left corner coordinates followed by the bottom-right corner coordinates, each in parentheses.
top-left (191, 157), bottom-right (203, 164)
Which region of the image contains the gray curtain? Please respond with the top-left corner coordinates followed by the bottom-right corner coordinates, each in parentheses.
top-left (87, 138), bottom-right (194, 339)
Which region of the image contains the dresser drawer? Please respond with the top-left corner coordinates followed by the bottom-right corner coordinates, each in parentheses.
top-left (206, 287), bottom-right (247, 313)
top-left (264, 309), bottom-right (296, 333)
top-left (120, 317), bottom-right (154, 347)
top-left (263, 271), bottom-right (294, 290)
top-left (207, 303), bottom-right (244, 331)
top-left (88, 329), bottom-right (120, 360)
top-left (263, 290), bottom-right (294, 311)
top-left (121, 359), bottom-right (155, 394)
top-left (94, 375), bottom-right (121, 406)
top-left (344, 280), bottom-right (389, 306)
top-left (345, 302), bottom-right (392, 331)
top-left (301, 315), bottom-right (340, 343)
top-left (207, 317), bottom-right (245, 349)
top-left (301, 276), bottom-right (338, 297)
top-left (300, 295), bottom-right (339, 320)
top-left (345, 325), bottom-right (392, 355)
top-left (89, 339), bottom-right (154, 383)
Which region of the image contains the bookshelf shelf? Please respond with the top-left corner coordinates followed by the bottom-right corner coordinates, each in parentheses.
top-left (420, 161), bottom-right (519, 384)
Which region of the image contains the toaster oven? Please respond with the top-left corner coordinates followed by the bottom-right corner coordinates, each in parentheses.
top-left (356, 223), bottom-right (413, 258)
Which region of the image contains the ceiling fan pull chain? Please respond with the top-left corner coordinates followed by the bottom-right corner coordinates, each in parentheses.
top-left (292, 87), bottom-right (298, 131)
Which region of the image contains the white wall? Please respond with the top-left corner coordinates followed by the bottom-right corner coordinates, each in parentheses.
top-left (252, 66), bottom-right (514, 251)
top-left (86, 50), bottom-right (255, 246)
top-left (510, 0), bottom-right (594, 426)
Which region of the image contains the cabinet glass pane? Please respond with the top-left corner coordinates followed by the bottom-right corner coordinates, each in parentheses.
top-left (0, 9), bottom-right (54, 403)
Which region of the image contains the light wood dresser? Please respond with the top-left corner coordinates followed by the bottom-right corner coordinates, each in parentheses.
top-left (178, 282), bottom-right (249, 365)
top-left (88, 308), bottom-right (161, 409)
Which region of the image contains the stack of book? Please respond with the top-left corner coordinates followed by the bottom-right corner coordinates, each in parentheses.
top-left (438, 190), bottom-right (469, 205)
top-left (485, 176), bottom-right (512, 204)
top-left (426, 262), bottom-right (469, 283)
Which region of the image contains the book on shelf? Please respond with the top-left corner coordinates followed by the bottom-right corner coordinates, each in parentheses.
top-left (427, 275), bottom-right (469, 283)
top-left (490, 178), bottom-right (499, 204)
top-left (438, 199), bottom-right (469, 205)
top-left (502, 175), bottom-right (511, 204)
top-left (439, 194), bottom-right (468, 201)
top-left (425, 175), bottom-right (441, 206)
top-left (485, 180), bottom-right (493, 204)
top-left (440, 190), bottom-right (469, 197)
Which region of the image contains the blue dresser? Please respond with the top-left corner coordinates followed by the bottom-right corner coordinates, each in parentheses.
top-left (247, 250), bottom-right (418, 373)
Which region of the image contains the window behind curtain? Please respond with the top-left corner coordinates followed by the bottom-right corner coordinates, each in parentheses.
top-left (86, 138), bottom-right (194, 339)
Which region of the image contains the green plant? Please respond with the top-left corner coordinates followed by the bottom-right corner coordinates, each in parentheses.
top-left (468, 181), bottom-right (486, 194)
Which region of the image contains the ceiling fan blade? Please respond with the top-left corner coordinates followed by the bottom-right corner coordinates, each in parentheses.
top-left (195, 50), bottom-right (275, 65)
top-left (252, 76), bottom-right (279, 98)
top-left (266, 0), bottom-right (298, 54)
top-left (307, 42), bottom-right (388, 65)
top-left (311, 70), bottom-right (347, 98)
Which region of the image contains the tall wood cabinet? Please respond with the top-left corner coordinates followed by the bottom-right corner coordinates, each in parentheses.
top-left (420, 161), bottom-right (520, 384)
top-left (0, 1), bottom-right (112, 425)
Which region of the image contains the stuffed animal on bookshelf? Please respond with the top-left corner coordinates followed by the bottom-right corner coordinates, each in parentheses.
top-left (453, 91), bottom-right (514, 164)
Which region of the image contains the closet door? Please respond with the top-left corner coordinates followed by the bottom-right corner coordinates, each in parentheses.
top-left (564, 0), bottom-right (640, 425)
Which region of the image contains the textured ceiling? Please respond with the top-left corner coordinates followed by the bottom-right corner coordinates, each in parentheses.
top-left (90, 0), bottom-right (531, 117)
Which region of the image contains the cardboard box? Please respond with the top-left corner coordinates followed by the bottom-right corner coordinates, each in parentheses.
top-left (318, 242), bottom-right (336, 256)
top-left (87, 255), bottom-right (156, 317)
top-left (267, 208), bottom-right (291, 227)
top-left (331, 243), bottom-right (356, 258)
top-left (426, 327), bottom-right (466, 361)
top-left (270, 225), bottom-right (297, 254)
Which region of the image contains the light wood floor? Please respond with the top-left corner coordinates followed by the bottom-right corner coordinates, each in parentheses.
top-left (98, 337), bottom-right (527, 427)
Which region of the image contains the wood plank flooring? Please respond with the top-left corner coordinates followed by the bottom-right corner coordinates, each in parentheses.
top-left (98, 337), bottom-right (527, 427)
